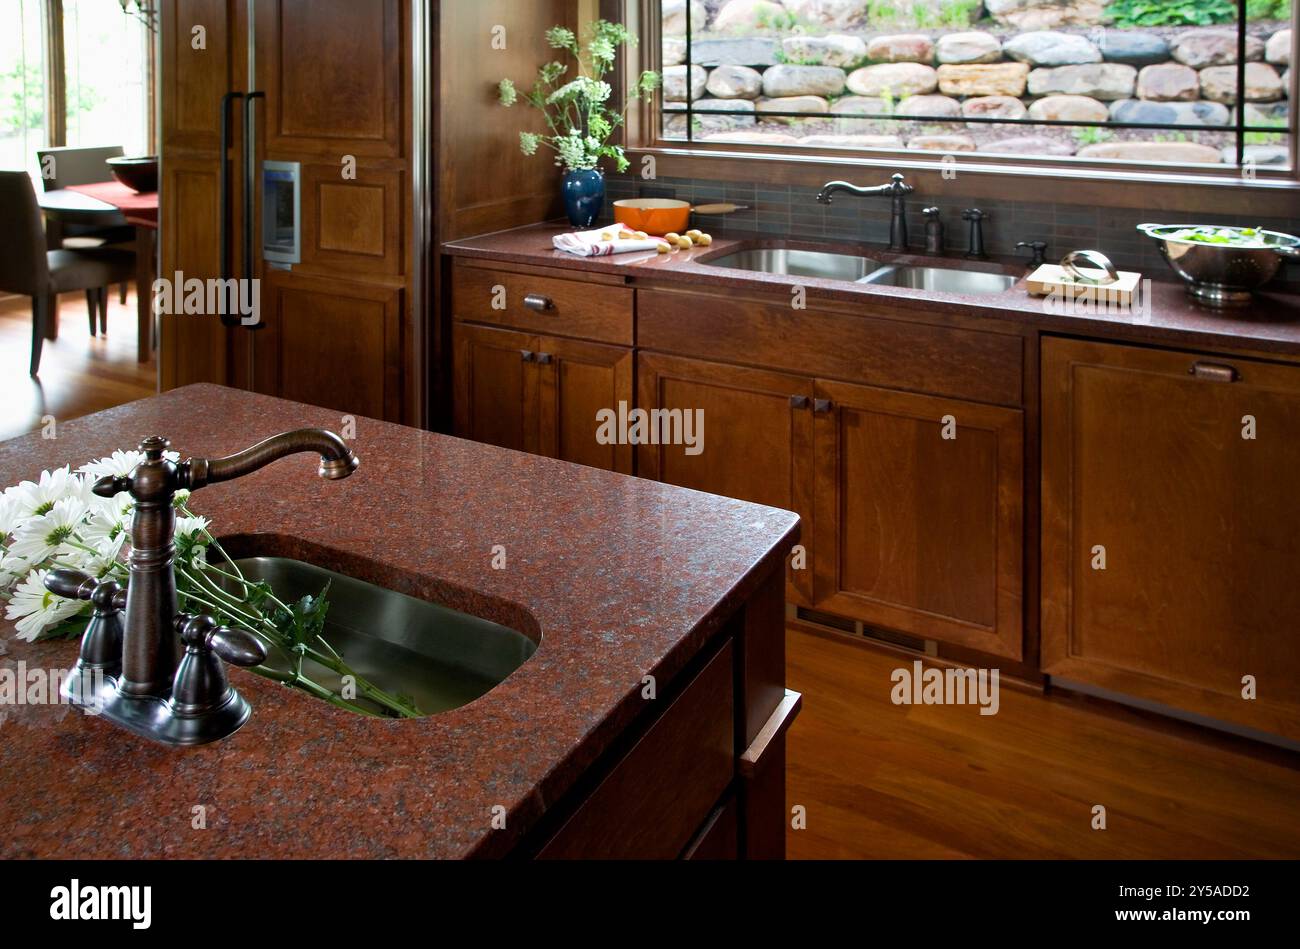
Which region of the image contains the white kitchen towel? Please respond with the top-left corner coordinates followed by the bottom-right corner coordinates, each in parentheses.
top-left (553, 223), bottom-right (661, 257)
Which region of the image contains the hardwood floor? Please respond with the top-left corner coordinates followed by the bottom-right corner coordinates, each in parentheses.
top-left (785, 625), bottom-right (1300, 859)
top-left (0, 291), bottom-right (157, 443)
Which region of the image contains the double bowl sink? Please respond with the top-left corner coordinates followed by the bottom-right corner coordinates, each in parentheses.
top-left (702, 246), bottom-right (1018, 296)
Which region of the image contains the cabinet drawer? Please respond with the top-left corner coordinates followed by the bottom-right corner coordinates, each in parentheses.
top-left (638, 286), bottom-right (1024, 407)
top-left (453, 263), bottom-right (633, 345)
top-left (539, 641), bottom-right (735, 859)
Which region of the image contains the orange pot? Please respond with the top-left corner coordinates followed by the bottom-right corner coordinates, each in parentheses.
top-left (612, 199), bottom-right (745, 236)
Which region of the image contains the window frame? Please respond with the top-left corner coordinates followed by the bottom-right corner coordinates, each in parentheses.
top-left (617, 0), bottom-right (1300, 214)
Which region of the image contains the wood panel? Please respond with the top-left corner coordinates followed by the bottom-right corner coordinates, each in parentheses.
top-left (683, 796), bottom-right (739, 860)
top-left (537, 336), bottom-right (634, 473)
top-left (299, 164), bottom-right (404, 277)
top-left (259, 0), bottom-right (403, 158)
top-left (1041, 337), bottom-right (1300, 740)
top-left (813, 379), bottom-right (1024, 658)
top-left (252, 273), bottom-right (402, 420)
top-left (160, 0), bottom-right (235, 154)
top-left (538, 641), bottom-right (735, 860)
top-left (452, 323), bottom-right (537, 455)
top-left (638, 285), bottom-right (1025, 407)
top-left (637, 352), bottom-right (815, 604)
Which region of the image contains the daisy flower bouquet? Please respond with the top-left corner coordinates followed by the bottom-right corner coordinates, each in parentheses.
top-left (0, 450), bottom-right (420, 718)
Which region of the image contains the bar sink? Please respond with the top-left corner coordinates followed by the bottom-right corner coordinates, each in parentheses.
top-left (223, 557), bottom-right (538, 717)
top-left (704, 247), bottom-right (881, 281)
top-left (858, 264), bottom-right (1017, 295)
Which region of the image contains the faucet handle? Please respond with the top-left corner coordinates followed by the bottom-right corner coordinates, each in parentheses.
top-left (92, 475), bottom-right (133, 499)
top-left (176, 614), bottom-right (267, 668)
top-left (45, 570), bottom-right (126, 680)
top-left (962, 207), bottom-right (985, 221)
top-left (170, 613), bottom-right (267, 720)
top-left (1017, 240), bottom-right (1049, 268)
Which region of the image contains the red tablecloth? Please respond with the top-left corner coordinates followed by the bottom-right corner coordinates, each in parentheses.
top-left (66, 180), bottom-right (158, 228)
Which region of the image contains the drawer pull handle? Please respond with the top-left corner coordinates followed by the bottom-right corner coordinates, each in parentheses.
top-left (1189, 361), bottom-right (1239, 383)
top-left (813, 399), bottom-right (833, 415)
top-left (536, 353), bottom-right (553, 365)
top-left (789, 395), bottom-right (809, 410)
top-left (521, 350), bottom-right (535, 362)
top-left (524, 294), bottom-right (554, 312)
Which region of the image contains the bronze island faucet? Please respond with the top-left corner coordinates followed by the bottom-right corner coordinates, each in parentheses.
top-left (50, 429), bottom-right (359, 746)
top-left (816, 173), bottom-right (915, 253)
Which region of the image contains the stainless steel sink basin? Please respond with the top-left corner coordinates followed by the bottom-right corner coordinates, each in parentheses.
top-left (705, 247), bottom-right (880, 281)
top-left (224, 557), bottom-right (537, 717)
top-left (858, 265), bottom-right (1017, 295)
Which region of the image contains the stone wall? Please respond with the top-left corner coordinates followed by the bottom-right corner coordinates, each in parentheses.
top-left (661, 0), bottom-right (1293, 165)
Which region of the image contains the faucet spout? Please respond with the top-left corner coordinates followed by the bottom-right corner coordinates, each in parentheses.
top-left (189, 428), bottom-right (360, 489)
top-left (815, 173), bottom-right (914, 252)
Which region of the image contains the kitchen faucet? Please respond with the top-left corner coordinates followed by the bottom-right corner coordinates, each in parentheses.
top-left (51, 429), bottom-right (359, 746)
top-left (816, 173), bottom-right (915, 252)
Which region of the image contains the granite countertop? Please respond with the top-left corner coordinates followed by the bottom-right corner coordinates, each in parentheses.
top-left (0, 384), bottom-right (798, 859)
top-left (444, 223), bottom-right (1300, 357)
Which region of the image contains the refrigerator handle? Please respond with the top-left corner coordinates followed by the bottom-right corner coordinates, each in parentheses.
top-left (218, 91), bottom-right (245, 328)
top-left (241, 90), bottom-right (265, 329)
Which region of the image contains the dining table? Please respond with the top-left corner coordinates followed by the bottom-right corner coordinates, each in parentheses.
top-left (37, 182), bottom-right (158, 363)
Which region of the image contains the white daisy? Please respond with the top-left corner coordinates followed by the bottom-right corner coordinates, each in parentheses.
top-left (5, 569), bottom-right (86, 642)
top-left (79, 449), bottom-right (180, 480)
top-left (5, 497), bottom-right (88, 566)
top-left (3, 466), bottom-right (82, 518)
top-left (0, 494), bottom-right (23, 547)
top-left (174, 515), bottom-right (212, 566)
top-left (82, 492), bottom-right (134, 547)
top-left (60, 538), bottom-right (124, 581)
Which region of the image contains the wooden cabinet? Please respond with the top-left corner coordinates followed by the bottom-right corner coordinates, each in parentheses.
top-left (1042, 337), bottom-right (1300, 740)
top-left (813, 380), bottom-right (1024, 659)
top-left (453, 324), bottom-right (632, 472)
top-left (637, 353), bottom-right (816, 603)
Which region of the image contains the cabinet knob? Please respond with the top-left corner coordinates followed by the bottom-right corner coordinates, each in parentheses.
top-left (524, 294), bottom-right (554, 312)
top-left (813, 399), bottom-right (833, 415)
top-left (789, 395), bottom-right (810, 410)
top-left (1189, 361), bottom-right (1239, 383)
top-left (521, 350), bottom-right (535, 362)
top-left (536, 353), bottom-right (553, 365)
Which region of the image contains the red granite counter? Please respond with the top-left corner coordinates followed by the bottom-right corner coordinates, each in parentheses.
top-left (0, 384), bottom-right (798, 858)
top-left (444, 223), bottom-right (1300, 358)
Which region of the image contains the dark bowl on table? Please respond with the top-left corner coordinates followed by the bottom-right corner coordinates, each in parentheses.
top-left (106, 156), bottom-right (159, 194)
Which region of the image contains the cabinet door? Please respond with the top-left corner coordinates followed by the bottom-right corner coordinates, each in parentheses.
top-left (536, 336), bottom-right (634, 474)
top-left (453, 324), bottom-right (538, 455)
top-left (637, 353), bottom-right (815, 603)
top-left (1042, 338), bottom-right (1300, 739)
top-left (813, 380), bottom-right (1024, 658)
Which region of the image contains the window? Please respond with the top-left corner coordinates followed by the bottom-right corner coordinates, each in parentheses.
top-left (0, 0), bottom-right (48, 179)
top-left (657, 0), bottom-right (1296, 173)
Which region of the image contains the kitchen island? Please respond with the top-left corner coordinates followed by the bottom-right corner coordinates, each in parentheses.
top-left (0, 385), bottom-right (800, 859)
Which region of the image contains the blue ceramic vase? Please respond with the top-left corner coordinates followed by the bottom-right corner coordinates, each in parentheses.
top-left (562, 168), bottom-right (605, 228)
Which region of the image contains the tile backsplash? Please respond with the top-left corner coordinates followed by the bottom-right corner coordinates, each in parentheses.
top-left (605, 174), bottom-right (1300, 281)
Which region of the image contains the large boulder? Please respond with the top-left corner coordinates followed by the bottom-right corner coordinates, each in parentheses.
top-left (831, 95), bottom-right (890, 115)
top-left (762, 64), bottom-right (847, 97)
top-left (756, 95), bottom-right (831, 121)
top-left (1027, 93), bottom-right (1108, 121)
top-left (1076, 141), bottom-right (1222, 163)
top-left (691, 38), bottom-right (781, 67)
top-left (935, 32), bottom-right (1003, 65)
top-left (800, 133), bottom-right (904, 147)
top-left (900, 94), bottom-right (962, 117)
top-left (962, 95), bottom-right (1028, 119)
top-left (907, 133), bottom-right (978, 151)
top-left (663, 38), bottom-right (687, 67)
top-left (664, 98), bottom-right (757, 135)
top-left (847, 62), bottom-right (939, 97)
top-left (979, 135), bottom-right (1076, 155)
top-left (1171, 30), bottom-right (1265, 68)
top-left (984, 0), bottom-right (1107, 30)
top-left (937, 62), bottom-right (1030, 96)
top-left (662, 0), bottom-right (708, 36)
top-left (1099, 32), bottom-right (1170, 67)
top-left (1135, 63), bottom-right (1200, 102)
top-left (1266, 29), bottom-right (1291, 67)
top-left (782, 34), bottom-right (867, 68)
top-left (703, 130), bottom-right (800, 144)
top-left (707, 65), bottom-right (765, 99)
top-left (1004, 31), bottom-right (1102, 66)
top-left (1225, 144), bottom-right (1290, 165)
top-left (1027, 63), bottom-right (1136, 99)
top-left (783, 0), bottom-right (867, 29)
top-left (866, 34), bottom-right (935, 64)
top-left (1109, 98), bottom-right (1230, 126)
top-left (663, 64), bottom-right (708, 101)
top-left (713, 0), bottom-right (787, 32)
top-left (1199, 63), bottom-right (1285, 104)
top-left (1237, 101), bottom-right (1289, 125)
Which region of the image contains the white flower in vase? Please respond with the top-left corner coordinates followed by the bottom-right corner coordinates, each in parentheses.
top-left (4, 569), bottom-right (86, 642)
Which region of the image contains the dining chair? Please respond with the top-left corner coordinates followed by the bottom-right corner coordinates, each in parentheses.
top-left (0, 171), bottom-right (135, 377)
top-left (36, 144), bottom-right (135, 302)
